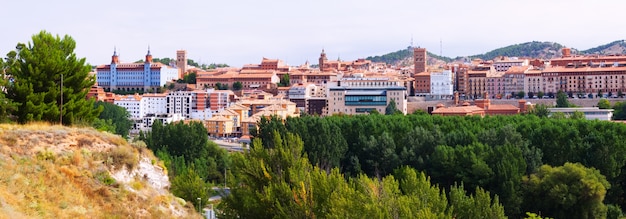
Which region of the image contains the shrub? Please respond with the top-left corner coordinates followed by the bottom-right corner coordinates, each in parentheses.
top-left (107, 146), bottom-right (138, 170)
top-left (94, 170), bottom-right (116, 186)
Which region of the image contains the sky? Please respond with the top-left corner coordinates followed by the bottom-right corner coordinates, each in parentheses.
top-left (2, 0), bottom-right (625, 67)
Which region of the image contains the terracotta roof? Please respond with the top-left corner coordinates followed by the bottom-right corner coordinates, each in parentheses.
top-left (432, 106), bottom-right (484, 114)
top-left (207, 115), bottom-right (230, 122)
top-left (506, 65), bottom-right (531, 74)
top-left (487, 104), bottom-right (519, 111)
top-left (543, 66), bottom-right (626, 73)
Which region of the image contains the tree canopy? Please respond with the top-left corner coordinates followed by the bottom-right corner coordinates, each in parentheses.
top-left (4, 30), bottom-right (101, 125)
top-left (93, 101), bottom-right (132, 137)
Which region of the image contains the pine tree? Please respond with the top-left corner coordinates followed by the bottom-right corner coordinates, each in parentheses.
top-left (4, 30), bottom-right (101, 125)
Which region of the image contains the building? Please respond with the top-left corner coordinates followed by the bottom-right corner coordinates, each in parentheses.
top-left (114, 94), bottom-right (144, 119)
top-left (196, 70), bottom-right (280, 90)
top-left (142, 93), bottom-right (168, 116)
top-left (288, 83), bottom-right (327, 115)
top-left (431, 95), bottom-right (526, 116)
top-left (327, 76), bottom-right (407, 115)
top-left (413, 47), bottom-right (427, 74)
top-left (467, 67), bottom-right (489, 99)
top-left (548, 107), bottom-right (614, 121)
top-left (503, 66), bottom-right (529, 97)
top-left (415, 72), bottom-right (431, 96)
top-left (493, 57), bottom-right (529, 72)
top-left (176, 50), bottom-right (187, 78)
top-left (524, 69), bottom-right (543, 97)
top-left (96, 49), bottom-right (179, 92)
top-left (430, 70), bottom-right (453, 98)
top-left (542, 63), bottom-right (626, 96)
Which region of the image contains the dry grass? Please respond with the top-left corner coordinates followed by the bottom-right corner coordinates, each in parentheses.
top-left (0, 123), bottom-right (202, 219)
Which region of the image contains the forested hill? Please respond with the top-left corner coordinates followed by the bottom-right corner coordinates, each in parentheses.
top-left (581, 40), bottom-right (626, 55)
top-left (366, 40), bottom-right (626, 66)
top-left (470, 41), bottom-right (564, 60)
top-left (365, 47), bottom-right (453, 66)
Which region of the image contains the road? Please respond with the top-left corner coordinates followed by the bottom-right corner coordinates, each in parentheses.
top-left (210, 139), bottom-right (247, 152)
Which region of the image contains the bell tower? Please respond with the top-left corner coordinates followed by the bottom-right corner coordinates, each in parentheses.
top-left (318, 49), bottom-right (327, 71)
top-left (111, 47), bottom-right (119, 64)
top-left (145, 46), bottom-right (153, 63)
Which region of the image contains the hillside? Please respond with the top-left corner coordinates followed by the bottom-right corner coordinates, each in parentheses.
top-left (581, 40), bottom-right (626, 55)
top-left (0, 123), bottom-right (201, 218)
top-left (469, 41), bottom-right (564, 60)
top-left (366, 40), bottom-right (626, 66)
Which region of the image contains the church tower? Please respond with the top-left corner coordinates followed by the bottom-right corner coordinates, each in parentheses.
top-left (111, 47), bottom-right (119, 64)
top-left (176, 50), bottom-right (187, 79)
top-left (413, 47), bottom-right (427, 73)
top-left (145, 47), bottom-right (153, 63)
top-left (318, 49), bottom-right (327, 71)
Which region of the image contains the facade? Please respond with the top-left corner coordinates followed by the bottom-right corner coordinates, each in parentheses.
top-left (196, 70), bottom-right (280, 90)
top-left (467, 68), bottom-right (488, 99)
top-left (327, 77), bottom-right (407, 115)
top-left (542, 64), bottom-right (626, 96)
top-left (503, 66), bottom-right (528, 97)
top-left (288, 83), bottom-right (327, 115)
top-left (114, 94), bottom-right (144, 119)
top-left (415, 72), bottom-right (431, 96)
top-left (493, 58), bottom-right (529, 72)
top-left (524, 69), bottom-right (543, 97)
top-left (142, 93), bottom-right (168, 116)
top-left (176, 50), bottom-right (187, 78)
top-left (413, 47), bottom-right (427, 74)
top-left (430, 70), bottom-right (453, 97)
top-left (96, 49), bottom-right (179, 92)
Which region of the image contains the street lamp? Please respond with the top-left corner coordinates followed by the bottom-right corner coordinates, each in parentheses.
top-left (197, 197), bottom-right (201, 212)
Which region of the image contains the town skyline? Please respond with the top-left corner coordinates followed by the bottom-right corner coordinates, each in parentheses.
top-left (2, 0), bottom-right (625, 67)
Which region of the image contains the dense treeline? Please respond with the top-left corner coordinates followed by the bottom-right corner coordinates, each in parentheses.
top-left (254, 114), bottom-right (626, 218)
top-left (140, 121), bottom-right (229, 210)
top-left (219, 131), bottom-right (507, 218)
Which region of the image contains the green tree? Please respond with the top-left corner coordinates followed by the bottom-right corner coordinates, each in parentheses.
top-left (571, 110), bottom-right (585, 120)
top-left (550, 112), bottom-right (566, 119)
top-left (522, 163), bottom-right (610, 219)
top-left (385, 99), bottom-right (399, 115)
top-left (448, 184), bottom-right (506, 219)
top-left (232, 81), bottom-right (242, 91)
top-left (537, 91), bottom-right (544, 99)
top-left (517, 91), bottom-right (525, 99)
top-left (4, 30), bottom-right (101, 125)
top-left (94, 102), bottom-right (132, 137)
top-left (170, 167), bottom-right (211, 212)
top-left (278, 74), bottom-right (290, 87)
top-left (556, 91), bottom-right (571, 107)
top-left (598, 98), bottom-right (611, 109)
top-left (530, 104), bottom-right (550, 117)
top-left (183, 72), bottom-right (197, 84)
top-left (0, 58), bottom-right (17, 122)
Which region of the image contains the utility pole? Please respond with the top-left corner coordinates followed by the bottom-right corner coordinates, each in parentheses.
top-left (60, 73), bottom-right (63, 125)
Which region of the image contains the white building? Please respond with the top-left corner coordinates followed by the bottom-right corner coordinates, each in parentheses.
top-left (142, 93), bottom-right (168, 116)
top-left (430, 70), bottom-right (453, 97)
top-left (327, 76), bottom-right (407, 115)
top-left (548, 107), bottom-right (614, 121)
top-left (114, 94), bottom-right (144, 119)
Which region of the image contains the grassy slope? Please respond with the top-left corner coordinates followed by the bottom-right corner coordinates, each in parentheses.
top-left (0, 123), bottom-right (201, 219)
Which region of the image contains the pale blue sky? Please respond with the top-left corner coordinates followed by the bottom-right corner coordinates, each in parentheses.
top-left (2, 0), bottom-right (624, 67)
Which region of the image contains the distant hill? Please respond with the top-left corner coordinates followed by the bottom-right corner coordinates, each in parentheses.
top-left (0, 124), bottom-right (200, 218)
top-left (469, 41), bottom-right (564, 60)
top-left (366, 40), bottom-right (626, 67)
top-left (581, 40), bottom-right (626, 55)
top-left (366, 47), bottom-right (453, 67)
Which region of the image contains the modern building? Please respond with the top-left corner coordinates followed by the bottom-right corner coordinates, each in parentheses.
top-left (415, 72), bottom-right (431, 96)
top-left (493, 57), bottom-right (529, 72)
top-left (327, 76), bottom-right (407, 115)
top-left (548, 107), bottom-right (614, 121)
top-left (96, 49), bottom-right (179, 92)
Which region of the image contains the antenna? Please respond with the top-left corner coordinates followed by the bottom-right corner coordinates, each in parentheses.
top-left (410, 35), bottom-right (414, 48)
top-left (440, 38), bottom-right (443, 58)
